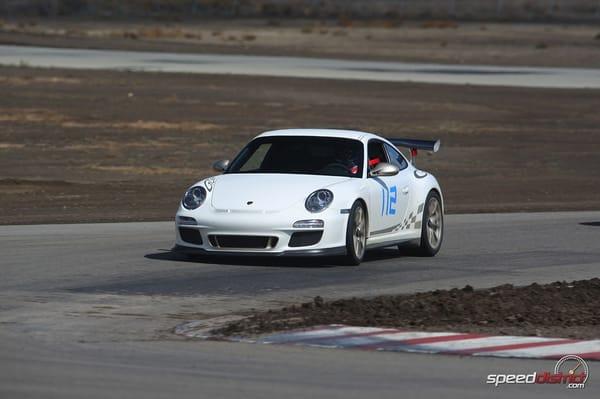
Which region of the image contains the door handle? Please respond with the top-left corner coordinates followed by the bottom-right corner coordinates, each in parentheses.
top-left (401, 186), bottom-right (409, 194)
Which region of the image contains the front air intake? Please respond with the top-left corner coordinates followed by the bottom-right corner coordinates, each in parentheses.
top-left (289, 231), bottom-right (323, 247)
top-left (179, 228), bottom-right (203, 245)
top-left (208, 235), bottom-right (278, 249)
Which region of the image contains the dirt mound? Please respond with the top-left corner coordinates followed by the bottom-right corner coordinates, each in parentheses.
top-left (216, 279), bottom-right (600, 339)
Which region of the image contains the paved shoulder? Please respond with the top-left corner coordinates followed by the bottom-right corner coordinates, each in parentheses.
top-left (2, 45), bottom-right (600, 88)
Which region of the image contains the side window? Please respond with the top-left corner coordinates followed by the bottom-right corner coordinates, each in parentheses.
top-left (367, 141), bottom-right (388, 170)
top-left (240, 143), bottom-right (271, 171)
top-left (384, 143), bottom-right (408, 171)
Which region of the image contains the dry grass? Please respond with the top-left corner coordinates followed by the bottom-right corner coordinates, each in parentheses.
top-left (0, 108), bottom-right (68, 123)
top-left (0, 109), bottom-right (220, 132)
top-left (63, 140), bottom-right (176, 151)
top-left (0, 76), bottom-right (81, 85)
top-left (1, 65), bottom-right (599, 224)
top-left (84, 164), bottom-right (200, 176)
top-left (0, 143), bottom-right (25, 149)
top-left (112, 120), bottom-right (220, 131)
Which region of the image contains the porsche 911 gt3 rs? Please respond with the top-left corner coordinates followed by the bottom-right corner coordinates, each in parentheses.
top-left (174, 129), bottom-right (443, 265)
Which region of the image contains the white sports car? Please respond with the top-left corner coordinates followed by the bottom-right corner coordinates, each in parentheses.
top-left (174, 129), bottom-right (443, 265)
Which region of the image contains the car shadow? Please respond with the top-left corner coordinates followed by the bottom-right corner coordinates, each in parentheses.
top-left (145, 243), bottom-right (424, 268)
top-left (365, 244), bottom-right (426, 261)
top-left (580, 221), bottom-right (600, 227)
top-left (144, 249), bottom-right (340, 268)
top-left (69, 246), bottom-right (428, 296)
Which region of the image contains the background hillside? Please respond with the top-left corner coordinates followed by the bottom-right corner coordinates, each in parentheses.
top-left (2, 0), bottom-right (600, 21)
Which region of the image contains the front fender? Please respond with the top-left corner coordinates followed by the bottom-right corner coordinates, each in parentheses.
top-left (329, 179), bottom-right (371, 212)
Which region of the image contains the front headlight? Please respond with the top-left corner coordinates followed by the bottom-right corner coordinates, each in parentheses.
top-left (305, 189), bottom-right (334, 213)
top-left (182, 186), bottom-right (207, 210)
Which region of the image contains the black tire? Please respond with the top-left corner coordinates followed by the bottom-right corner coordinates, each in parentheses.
top-left (343, 201), bottom-right (367, 265)
top-left (418, 191), bottom-right (443, 257)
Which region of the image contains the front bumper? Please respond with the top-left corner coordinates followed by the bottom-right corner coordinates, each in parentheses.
top-left (175, 207), bottom-right (349, 256)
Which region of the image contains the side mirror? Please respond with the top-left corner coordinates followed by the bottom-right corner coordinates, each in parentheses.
top-left (369, 162), bottom-right (399, 177)
top-left (212, 159), bottom-right (230, 173)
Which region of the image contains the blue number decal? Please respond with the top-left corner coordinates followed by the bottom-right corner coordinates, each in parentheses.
top-left (381, 185), bottom-right (397, 216)
top-left (388, 186), bottom-right (397, 215)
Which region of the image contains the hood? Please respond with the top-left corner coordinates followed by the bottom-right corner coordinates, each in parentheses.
top-left (210, 173), bottom-right (351, 212)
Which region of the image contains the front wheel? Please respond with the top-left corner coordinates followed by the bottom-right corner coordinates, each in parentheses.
top-left (343, 201), bottom-right (367, 265)
top-left (418, 191), bottom-right (443, 256)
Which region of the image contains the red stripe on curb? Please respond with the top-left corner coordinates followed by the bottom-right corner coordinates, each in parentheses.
top-left (401, 333), bottom-right (487, 345)
top-left (447, 339), bottom-right (578, 355)
top-left (356, 333), bottom-right (487, 350)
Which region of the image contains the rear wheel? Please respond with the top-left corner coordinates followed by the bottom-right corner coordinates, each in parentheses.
top-left (343, 201), bottom-right (367, 265)
top-left (418, 191), bottom-right (443, 256)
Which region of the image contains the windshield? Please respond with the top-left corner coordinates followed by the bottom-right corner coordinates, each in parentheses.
top-left (227, 136), bottom-right (364, 178)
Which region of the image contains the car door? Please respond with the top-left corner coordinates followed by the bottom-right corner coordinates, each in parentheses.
top-left (383, 142), bottom-right (412, 222)
top-left (366, 140), bottom-right (411, 237)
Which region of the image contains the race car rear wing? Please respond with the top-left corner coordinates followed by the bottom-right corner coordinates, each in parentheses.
top-left (388, 138), bottom-right (441, 165)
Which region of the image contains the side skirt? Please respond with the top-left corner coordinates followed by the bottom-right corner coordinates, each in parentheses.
top-left (366, 237), bottom-right (414, 250)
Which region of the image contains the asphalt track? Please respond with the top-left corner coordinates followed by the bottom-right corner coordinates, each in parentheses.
top-left (1, 211), bottom-right (600, 398)
top-left (2, 44), bottom-right (600, 88)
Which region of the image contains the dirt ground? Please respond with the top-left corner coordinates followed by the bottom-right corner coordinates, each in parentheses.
top-left (2, 18), bottom-right (600, 68)
top-left (1, 65), bottom-right (599, 225)
top-left (215, 279), bottom-right (600, 340)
